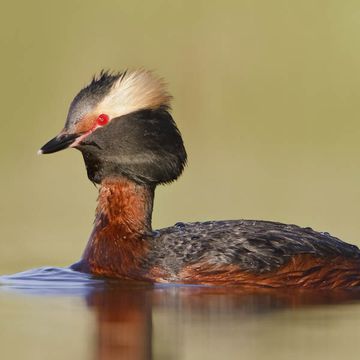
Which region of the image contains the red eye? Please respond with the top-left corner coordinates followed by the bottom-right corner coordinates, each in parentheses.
top-left (96, 114), bottom-right (109, 126)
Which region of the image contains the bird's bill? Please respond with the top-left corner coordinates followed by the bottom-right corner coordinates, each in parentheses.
top-left (38, 133), bottom-right (80, 154)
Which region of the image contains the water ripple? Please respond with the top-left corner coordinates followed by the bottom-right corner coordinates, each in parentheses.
top-left (0, 267), bottom-right (107, 296)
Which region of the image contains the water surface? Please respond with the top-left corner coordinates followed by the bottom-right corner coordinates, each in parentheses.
top-left (1, 268), bottom-right (360, 360)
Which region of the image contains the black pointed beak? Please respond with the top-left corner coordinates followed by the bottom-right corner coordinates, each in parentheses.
top-left (38, 133), bottom-right (80, 154)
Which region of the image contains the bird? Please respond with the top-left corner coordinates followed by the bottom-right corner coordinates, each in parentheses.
top-left (39, 69), bottom-right (360, 289)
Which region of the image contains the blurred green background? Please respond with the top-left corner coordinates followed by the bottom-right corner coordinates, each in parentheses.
top-left (1, 0), bottom-right (360, 274)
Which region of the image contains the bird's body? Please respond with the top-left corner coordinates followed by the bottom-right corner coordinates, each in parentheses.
top-left (40, 69), bottom-right (360, 288)
top-left (152, 221), bottom-right (360, 287)
top-left (68, 179), bottom-right (360, 288)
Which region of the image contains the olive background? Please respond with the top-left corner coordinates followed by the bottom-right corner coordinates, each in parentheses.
top-left (1, 0), bottom-right (360, 275)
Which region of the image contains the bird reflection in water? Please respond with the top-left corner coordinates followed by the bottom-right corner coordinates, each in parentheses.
top-left (2, 268), bottom-right (360, 360)
top-left (87, 284), bottom-right (153, 360)
top-left (87, 284), bottom-right (360, 360)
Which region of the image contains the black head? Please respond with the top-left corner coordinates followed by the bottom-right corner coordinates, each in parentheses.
top-left (39, 70), bottom-right (187, 185)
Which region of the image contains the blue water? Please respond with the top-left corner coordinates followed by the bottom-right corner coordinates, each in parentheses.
top-left (0, 267), bottom-right (108, 297)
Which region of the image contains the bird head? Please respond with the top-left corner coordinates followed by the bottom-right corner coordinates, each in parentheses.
top-left (39, 70), bottom-right (187, 185)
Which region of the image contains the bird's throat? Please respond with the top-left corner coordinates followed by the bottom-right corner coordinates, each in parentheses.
top-left (77, 178), bottom-right (154, 279)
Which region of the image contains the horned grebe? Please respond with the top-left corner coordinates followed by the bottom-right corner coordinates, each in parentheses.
top-left (39, 70), bottom-right (360, 288)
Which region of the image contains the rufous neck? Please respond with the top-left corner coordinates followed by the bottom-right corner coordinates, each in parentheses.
top-left (95, 178), bottom-right (154, 234)
top-left (77, 178), bottom-right (154, 278)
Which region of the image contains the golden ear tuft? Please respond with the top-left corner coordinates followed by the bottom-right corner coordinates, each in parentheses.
top-left (96, 69), bottom-right (172, 118)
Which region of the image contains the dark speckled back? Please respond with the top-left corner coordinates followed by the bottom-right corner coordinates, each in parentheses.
top-left (147, 220), bottom-right (360, 277)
